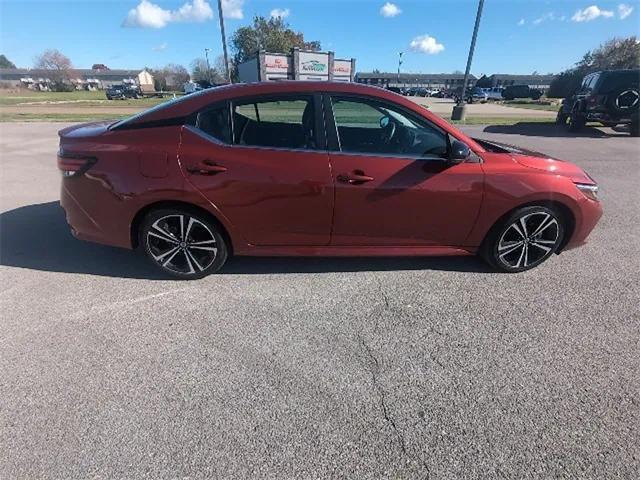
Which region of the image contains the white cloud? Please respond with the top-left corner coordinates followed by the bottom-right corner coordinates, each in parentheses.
top-left (380, 2), bottom-right (402, 18)
top-left (618, 3), bottom-right (634, 19)
top-left (222, 0), bottom-right (244, 19)
top-left (123, 0), bottom-right (172, 28)
top-left (517, 18), bottom-right (525, 26)
top-left (533, 12), bottom-right (556, 25)
top-left (270, 8), bottom-right (290, 19)
top-left (123, 0), bottom-right (213, 28)
top-left (174, 0), bottom-right (214, 22)
top-left (152, 42), bottom-right (168, 51)
top-left (409, 35), bottom-right (444, 54)
top-left (571, 5), bottom-right (614, 22)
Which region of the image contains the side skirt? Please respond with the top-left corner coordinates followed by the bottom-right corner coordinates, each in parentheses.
top-left (234, 245), bottom-right (477, 257)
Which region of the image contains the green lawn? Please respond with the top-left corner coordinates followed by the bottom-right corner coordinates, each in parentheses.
top-left (0, 89), bottom-right (170, 107)
top-left (502, 101), bottom-right (560, 112)
top-left (0, 113), bottom-right (128, 122)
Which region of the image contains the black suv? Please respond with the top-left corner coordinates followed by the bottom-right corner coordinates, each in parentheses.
top-left (502, 84), bottom-right (542, 100)
top-left (557, 69), bottom-right (640, 135)
top-left (105, 84), bottom-right (142, 100)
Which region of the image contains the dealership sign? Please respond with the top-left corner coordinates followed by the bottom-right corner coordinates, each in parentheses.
top-left (333, 60), bottom-right (352, 78)
top-left (264, 54), bottom-right (291, 73)
top-left (298, 52), bottom-right (329, 79)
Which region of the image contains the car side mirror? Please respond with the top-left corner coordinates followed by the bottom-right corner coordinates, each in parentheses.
top-left (449, 140), bottom-right (471, 163)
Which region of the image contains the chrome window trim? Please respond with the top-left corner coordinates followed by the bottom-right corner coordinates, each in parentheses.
top-left (184, 124), bottom-right (229, 147)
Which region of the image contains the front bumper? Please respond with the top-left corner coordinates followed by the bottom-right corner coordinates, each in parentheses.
top-left (563, 196), bottom-right (603, 251)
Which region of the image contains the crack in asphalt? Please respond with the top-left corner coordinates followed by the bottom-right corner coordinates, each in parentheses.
top-left (357, 332), bottom-right (408, 456)
top-left (355, 279), bottom-right (432, 477)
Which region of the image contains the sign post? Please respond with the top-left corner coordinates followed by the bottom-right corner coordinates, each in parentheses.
top-left (217, 0), bottom-right (231, 83)
top-left (452, 0), bottom-right (485, 121)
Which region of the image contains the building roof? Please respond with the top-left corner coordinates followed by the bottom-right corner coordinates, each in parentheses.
top-left (355, 72), bottom-right (477, 81)
top-left (0, 68), bottom-right (147, 81)
top-left (487, 73), bottom-right (556, 82)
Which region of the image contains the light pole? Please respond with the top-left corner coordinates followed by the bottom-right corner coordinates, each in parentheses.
top-left (397, 52), bottom-right (403, 87)
top-left (204, 48), bottom-right (212, 83)
top-left (217, 0), bottom-right (231, 83)
top-left (452, 0), bottom-right (485, 121)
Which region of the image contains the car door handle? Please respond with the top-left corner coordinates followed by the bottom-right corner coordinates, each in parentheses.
top-left (187, 160), bottom-right (227, 175)
top-left (337, 171), bottom-right (374, 184)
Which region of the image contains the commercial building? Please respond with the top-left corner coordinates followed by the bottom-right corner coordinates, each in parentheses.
top-left (355, 72), bottom-right (477, 90)
top-left (481, 74), bottom-right (556, 90)
top-left (0, 68), bottom-right (155, 91)
top-left (237, 49), bottom-right (356, 83)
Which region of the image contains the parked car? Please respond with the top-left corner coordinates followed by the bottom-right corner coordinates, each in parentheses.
top-left (431, 90), bottom-right (448, 98)
top-left (502, 84), bottom-right (542, 100)
top-left (105, 84), bottom-right (142, 100)
top-left (453, 86), bottom-right (488, 103)
top-left (58, 81), bottom-right (602, 278)
top-left (556, 69), bottom-right (639, 135)
top-left (183, 82), bottom-right (203, 94)
top-left (482, 87), bottom-right (504, 101)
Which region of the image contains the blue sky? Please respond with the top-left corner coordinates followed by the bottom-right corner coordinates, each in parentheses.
top-left (0, 0), bottom-right (638, 74)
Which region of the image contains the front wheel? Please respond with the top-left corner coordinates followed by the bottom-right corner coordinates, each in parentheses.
top-left (481, 206), bottom-right (564, 273)
top-left (140, 208), bottom-right (229, 279)
top-left (556, 109), bottom-right (568, 125)
top-left (568, 111), bottom-right (586, 132)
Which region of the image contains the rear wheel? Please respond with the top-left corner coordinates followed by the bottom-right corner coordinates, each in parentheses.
top-left (140, 208), bottom-right (229, 279)
top-left (481, 206), bottom-right (564, 273)
top-left (630, 117), bottom-right (640, 137)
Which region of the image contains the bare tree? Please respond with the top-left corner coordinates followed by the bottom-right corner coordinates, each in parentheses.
top-left (190, 57), bottom-right (224, 85)
top-left (34, 49), bottom-right (72, 88)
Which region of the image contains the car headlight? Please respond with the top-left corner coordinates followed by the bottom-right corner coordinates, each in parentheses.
top-left (575, 183), bottom-right (599, 201)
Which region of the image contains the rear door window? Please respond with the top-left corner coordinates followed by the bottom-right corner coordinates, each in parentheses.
top-left (232, 97), bottom-right (318, 150)
top-left (196, 103), bottom-right (231, 144)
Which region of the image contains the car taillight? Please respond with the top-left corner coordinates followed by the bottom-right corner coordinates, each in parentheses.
top-left (57, 148), bottom-right (97, 178)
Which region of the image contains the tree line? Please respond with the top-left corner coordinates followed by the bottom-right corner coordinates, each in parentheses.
top-left (0, 15), bottom-right (321, 91)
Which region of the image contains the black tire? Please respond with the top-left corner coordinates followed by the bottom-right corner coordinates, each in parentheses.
top-left (555, 109), bottom-right (568, 125)
top-left (631, 118), bottom-right (640, 137)
top-left (568, 110), bottom-right (586, 132)
top-left (480, 205), bottom-right (565, 273)
top-left (608, 86), bottom-right (640, 115)
top-left (140, 208), bottom-right (229, 279)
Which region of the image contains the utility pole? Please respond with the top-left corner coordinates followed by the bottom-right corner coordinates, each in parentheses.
top-left (397, 52), bottom-right (403, 87)
top-left (204, 48), bottom-right (212, 84)
top-left (217, 0), bottom-right (231, 83)
top-left (452, 0), bottom-right (485, 121)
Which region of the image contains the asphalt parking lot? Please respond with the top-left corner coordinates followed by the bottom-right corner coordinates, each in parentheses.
top-left (1, 122), bottom-right (638, 478)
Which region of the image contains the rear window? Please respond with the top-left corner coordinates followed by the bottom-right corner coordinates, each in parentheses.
top-left (110, 90), bottom-right (210, 130)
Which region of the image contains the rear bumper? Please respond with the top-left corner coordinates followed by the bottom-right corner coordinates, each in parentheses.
top-left (585, 110), bottom-right (637, 124)
top-left (60, 179), bottom-right (133, 249)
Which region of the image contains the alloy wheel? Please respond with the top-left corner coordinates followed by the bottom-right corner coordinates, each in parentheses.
top-left (146, 214), bottom-right (218, 275)
top-left (497, 212), bottom-right (560, 269)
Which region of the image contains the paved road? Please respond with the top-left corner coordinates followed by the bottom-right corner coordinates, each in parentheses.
top-left (0, 96), bottom-right (556, 119)
top-left (410, 97), bottom-right (558, 118)
top-left (1, 123), bottom-right (638, 479)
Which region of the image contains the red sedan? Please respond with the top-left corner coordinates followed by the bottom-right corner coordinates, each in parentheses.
top-left (58, 81), bottom-right (602, 278)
